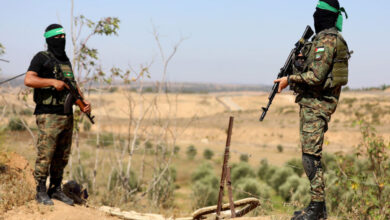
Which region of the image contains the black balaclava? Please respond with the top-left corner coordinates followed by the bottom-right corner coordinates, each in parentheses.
top-left (313, 0), bottom-right (340, 33)
top-left (45, 24), bottom-right (69, 61)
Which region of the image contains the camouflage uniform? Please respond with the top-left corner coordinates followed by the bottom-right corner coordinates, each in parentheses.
top-left (289, 27), bottom-right (347, 202)
top-left (34, 114), bottom-right (73, 181)
top-left (32, 51), bottom-right (77, 183)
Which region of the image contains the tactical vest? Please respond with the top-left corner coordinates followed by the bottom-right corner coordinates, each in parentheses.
top-left (294, 28), bottom-right (350, 90)
top-left (33, 51), bottom-right (77, 106)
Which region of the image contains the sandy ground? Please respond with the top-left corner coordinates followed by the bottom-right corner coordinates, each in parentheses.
top-left (2, 201), bottom-right (120, 220)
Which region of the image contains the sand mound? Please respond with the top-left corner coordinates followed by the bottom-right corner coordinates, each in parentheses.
top-left (0, 152), bottom-right (35, 214)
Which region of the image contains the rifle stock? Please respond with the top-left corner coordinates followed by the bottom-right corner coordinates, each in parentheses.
top-left (259, 25), bottom-right (314, 121)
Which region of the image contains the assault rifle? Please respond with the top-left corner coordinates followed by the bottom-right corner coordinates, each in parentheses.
top-left (259, 25), bottom-right (314, 121)
top-left (64, 78), bottom-right (95, 124)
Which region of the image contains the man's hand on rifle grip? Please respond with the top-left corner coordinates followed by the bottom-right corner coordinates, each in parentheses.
top-left (81, 100), bottom-right (91, 113)
top-left (52, 79), bottom-right (69, 91)
top-left (274, 77), bottom-right (289, 93)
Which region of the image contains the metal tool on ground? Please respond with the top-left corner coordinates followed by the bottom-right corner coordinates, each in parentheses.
top-left (216, 116), bottom-right (235, 219)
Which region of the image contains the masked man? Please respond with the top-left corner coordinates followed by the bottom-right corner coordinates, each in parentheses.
top-left (274, 1), bottom-right (350, 219)
top-left (24, 24), bottom-right (91, 206)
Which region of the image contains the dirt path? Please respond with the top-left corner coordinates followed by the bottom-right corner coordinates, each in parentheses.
top-left (2, 201), bottom-right (120, 220)
top-left (216, 96), bottom-right (242, 111)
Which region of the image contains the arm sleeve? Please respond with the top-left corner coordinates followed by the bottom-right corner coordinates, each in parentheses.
top-left (27, 52), bottom-right (46, 74)
top-left (289, 36), bottom-right (336, 86)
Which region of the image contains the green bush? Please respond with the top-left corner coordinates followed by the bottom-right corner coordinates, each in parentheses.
top-left (192, 175), bottom-right (219, 208)
top-left (231, 162), bottom-right (256, 184)
top-left (173, 145), bottom-right (180, 155)
top-left (234, 177), bottom-right (271, 200)
top-left (277, 144), bottom-right (284, 153)
top-left (268, 167), bottom-right (295, 192)
top-left (278, 174), bottom-right (309, 202)
top-left (240, 154), bottom-right (249, 162)
top-left (257, 159), bottom-right (277, 183)
top-left (285, 158), bottom-right (304, 177)
top-left (323, 121), bottom-right (390, 219)
top-left (8, 117), bottom-right (26, 131)
top-left (192, 162), bottom-right (214, 182)
top-left (186, 145), bottom-right (197, 160)
top-left (191, 162), bottom-right (219, 208)
top-left (290, 181), bottom-right (311, 206)
top-left (145, 141), bottom-right (154, 154)
top-left (203, 148), bottom-right (214, 160)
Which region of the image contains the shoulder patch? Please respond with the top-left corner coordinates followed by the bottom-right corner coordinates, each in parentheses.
top-left (315, 47), bottom-right (325, 53)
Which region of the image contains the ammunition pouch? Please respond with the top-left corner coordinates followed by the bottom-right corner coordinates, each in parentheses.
top-left (33, 51), bottom-right (76, 107)
top-left (329, 35), bottom-right (350, 87)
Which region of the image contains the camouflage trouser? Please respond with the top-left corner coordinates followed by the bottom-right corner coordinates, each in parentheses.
top-left (34, 114), bottom-right (73, 182)
top-left (299, 105), bottom-right (329, 202)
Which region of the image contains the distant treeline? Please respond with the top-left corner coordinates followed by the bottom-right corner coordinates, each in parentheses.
top-left (1, 77), bottom-right (389, 93)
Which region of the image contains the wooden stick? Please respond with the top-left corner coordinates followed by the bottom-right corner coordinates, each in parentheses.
top-left (216, 116), bottom-right (234, 219)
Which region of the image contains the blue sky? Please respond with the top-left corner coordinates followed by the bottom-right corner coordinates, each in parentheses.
top-left (1, 0), bottom-right (389, 88)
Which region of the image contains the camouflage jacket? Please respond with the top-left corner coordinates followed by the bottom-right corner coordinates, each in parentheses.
top-left (289, 27), bottom-right (345, 119)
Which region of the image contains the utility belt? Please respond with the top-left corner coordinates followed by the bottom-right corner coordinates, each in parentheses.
top-left (33, 51), bottom-right (77, 106)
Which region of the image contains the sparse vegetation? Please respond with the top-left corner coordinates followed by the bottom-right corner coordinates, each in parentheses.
top-left (7, 117), bottom-right (26, 131)
top-left (186, 145), bottom-right (197, 160)
top-left (277, 144), bottom-right (284, 153)
top-left (191, 163), bottom-right (219, 208)
top-left (203, 148), bottom-right (214, 160)
top-left (239, 154), bottom-right (249, 162)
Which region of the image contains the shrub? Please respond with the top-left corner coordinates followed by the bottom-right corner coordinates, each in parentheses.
top-left (192, 163), bottom-right (214, 182)
top-left (191, 163), bottom-right (219, 208)
top-left (186, 145), bottom-right (197, 160)
top-left (277, 144), bottom-right (284, 153)
top-left (285, 158), bottom-right (304, 177)
top-left (240, 154), bottom-right (249, 162)
top-left (234, 178), bottom-right (271, 200)
top-left (145, 141), bottom-right (154, 154)
top-left (278, 174), bottom-right (309, 202)
top-left (231, 162), bottom-right (256, 184)
top-left (257, 159), bottom-right (277, 183)
top-left (173, 145), bottom-right (180, 155)
top-left (268, 167), bottom-right (295, 192)
top-left (290, 181), bottom-right (311, 206)
top-left (148, 166), bottom-right (177, 208)
top-left (203, 148), bottom-right (214, 160)
top-left (8, 117), bottom-right (25, 131)
top-left (324, 121), bottom-right (390, 219)
top-left (192, 175), bottom-right (219, 208)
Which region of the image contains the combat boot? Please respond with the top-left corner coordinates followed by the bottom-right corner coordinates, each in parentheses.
top-left (36, 179), bottom-right (54, 205)
top-left (291, 201), bottom-right (325, 220)
top-left (48, 178), bottom-right (74, 206)
top-left (292, 201), bottom-right (327, 219)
